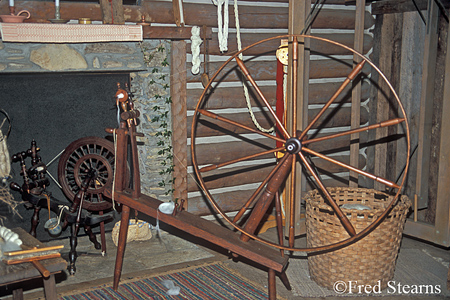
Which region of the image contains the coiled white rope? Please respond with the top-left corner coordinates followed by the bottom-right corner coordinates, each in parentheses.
top-left (233, 0), bottom-right (275, 133)
top-left (190, 26), bottom-right (202, 75)
top-left (211, 0), bottom-right (229, 52)
top-left (0, 118), bottom-right (10, 184)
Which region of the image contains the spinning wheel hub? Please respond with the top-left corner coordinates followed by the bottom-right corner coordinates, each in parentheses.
top-left (285, 138), bottom-right (302, 154)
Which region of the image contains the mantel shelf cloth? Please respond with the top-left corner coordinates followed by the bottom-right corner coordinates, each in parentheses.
top-left (0, 23), bottom-right (143, 43)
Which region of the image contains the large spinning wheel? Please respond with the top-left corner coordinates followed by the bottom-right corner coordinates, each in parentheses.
top-left (190, 35), bottom-right (410, 253)
top-left (58, 136), bottom-right (123, 211)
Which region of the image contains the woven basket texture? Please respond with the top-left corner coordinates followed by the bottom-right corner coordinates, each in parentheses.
top-left (112, 219), bottom-right (152, 246)
top-left (305, 187), bottom-right (411, 291)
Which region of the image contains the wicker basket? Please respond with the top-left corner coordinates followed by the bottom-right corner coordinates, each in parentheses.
top-left (305, 187), bottom-right (411, 292)
top-left (112, 219), bottom-right (153, 246)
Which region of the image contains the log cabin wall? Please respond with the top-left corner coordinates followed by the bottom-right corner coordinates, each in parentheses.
top-left (182, 0), bottom-right (375, 216)
top-left (372, 0), bottom-right (450, 247)
top-left (0, 1), bottom-right (375, 219)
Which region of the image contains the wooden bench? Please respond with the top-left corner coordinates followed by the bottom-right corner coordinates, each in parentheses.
top-left (0, 228), bottom-right (67, 300)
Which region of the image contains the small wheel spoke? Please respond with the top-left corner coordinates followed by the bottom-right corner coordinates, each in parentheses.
top-left (235, 57), bottom-right (290, 140)
top-left (302, 147), bottom-right (400, 189)
top-left (233, 153), bottom-right (290, 224)
top-left (199, 147), bottom-right (285, 172)
top-left (303, 118), bottom-right (405, 145)
top-left (197, 109), bottom-right (286, 143)
top-left (298, 151), bottom-right (357, 237)
top-left (298, 60), bottom-right (366, 141)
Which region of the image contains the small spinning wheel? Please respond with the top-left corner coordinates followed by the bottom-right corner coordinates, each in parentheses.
top-left (190, 35), bottom-right (410, 253)
top-left (58, 136), bottom-right (124, 211)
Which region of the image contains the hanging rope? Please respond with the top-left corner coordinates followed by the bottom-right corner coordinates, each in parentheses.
top-left (211, 0), bottom-right (229, 52)
top-left (234, 0), bottom-right (275, 133)
top-left (190, 26), bottom-right (202, 75)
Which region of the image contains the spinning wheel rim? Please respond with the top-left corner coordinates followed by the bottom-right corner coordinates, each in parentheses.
top-left (58, 136), bottom-right (126, 211)
top-left (191, 34), bottom-right (410, 253)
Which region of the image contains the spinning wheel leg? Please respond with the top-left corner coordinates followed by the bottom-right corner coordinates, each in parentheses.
top-left (99, 211), bottom-right (107, 255)
top-left (30, 206), bottom-right (40, 237)
top-left (113, 205), bottom-right (131, 291)
top-left (69, 223), bottom-right (79, 275)
top-left (84, 225), bottom-right (101, 250)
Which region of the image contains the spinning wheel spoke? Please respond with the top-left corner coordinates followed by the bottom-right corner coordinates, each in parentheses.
top-left (303, 118), bottom-right (405, 145)
top-left (298, 151), bottom-right (357, 237)
top-left (199, 147), bottom-right (285, 173)
top-left (302, 147), bottom-right (400, 189)
top-left (198, 109), bottom-right (285, 143)
top-left (298, 60), bottom-right (366, 141)
top-left (235, 57), bottom-right (290, 139)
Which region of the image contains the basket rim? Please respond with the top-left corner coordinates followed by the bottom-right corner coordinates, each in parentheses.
top-left (304, 187), bottom-right (411, 215)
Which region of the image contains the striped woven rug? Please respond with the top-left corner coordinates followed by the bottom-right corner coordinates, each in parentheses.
top-left (59, 263), bottom-right (270, 300)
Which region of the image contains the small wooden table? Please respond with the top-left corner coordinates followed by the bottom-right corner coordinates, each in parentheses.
top-left (0, 228), bottom-right (67, 300)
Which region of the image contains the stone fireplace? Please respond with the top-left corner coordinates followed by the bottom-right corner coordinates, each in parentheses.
top-left (0, 39), bottom-right (173, 239)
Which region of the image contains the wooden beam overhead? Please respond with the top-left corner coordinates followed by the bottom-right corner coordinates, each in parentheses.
top-left (143, 26), bottom-right (211, 40)
top-left (0, 1), bottom-right (375, 30)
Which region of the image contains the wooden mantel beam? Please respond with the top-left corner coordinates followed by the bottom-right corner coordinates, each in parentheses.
top-left (0, 0), bottom-right (375, 30)
top-left (0, 1), bottom-right (211, 40)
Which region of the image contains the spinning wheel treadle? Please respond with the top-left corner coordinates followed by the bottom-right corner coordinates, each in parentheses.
top-left (58, 136), bottom-right (121, 211)
top-left (190, 34), bottom-right (410, 253)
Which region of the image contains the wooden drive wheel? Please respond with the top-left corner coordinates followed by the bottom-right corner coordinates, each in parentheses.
top-left (190, 35), bottom-right (410, 253)
top-left (58, 136), bottom-right (125, 211)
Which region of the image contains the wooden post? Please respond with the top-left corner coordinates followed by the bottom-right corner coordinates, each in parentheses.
top-left (171, 41), bottom-right (188, 207)
top-left (99, 0), bottom-right (125, 24)
top-left (172, 0), bottom-right (184, 27)
top-left (349, 0), bottom-right (365, 187)
top-left (415, 0), bottom-right (439, 211)
top-left (284, 0), bottom-right (310, 238)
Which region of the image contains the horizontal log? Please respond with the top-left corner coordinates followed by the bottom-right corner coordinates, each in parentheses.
top-left (303, 176), bottom-right (371, 193)
top-left (187, 86), bottom-right (277, 111)
top-left (225, 0), bottom-right (356, 4)
top-left (1, 2), bottom-right (375, 30)
top-left (372, 0), bottom-right (428, 15)
top-left (187, 80), bottom-right (371, 110)
top-left (189, 33), bottom-right (374, 56)
top-left (188, 176), bottom-right (371, 215)
top-left (188, 162), bottom-right (276, 192)
top-left (189, 131), bottom-right (369, 168)
top-left (188, 153), bottom-right (365, 192)
top-left (187, 189), bottom-right (257, 215)
top-left (306, 131), bottom-right (369, 154)
top-left (189, 138), bottom-right (276, 166)
top-left (187, 59), bottom-right (372, 83)
top-left (189, 106), bottom-right (369, 137)
top-left (188, 175), bottom-right (365, 215)
top-left (142, 25), bottom-right (212, 40)
top-left (189, 110), bottom-right (275, 138)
